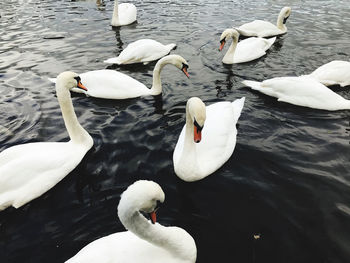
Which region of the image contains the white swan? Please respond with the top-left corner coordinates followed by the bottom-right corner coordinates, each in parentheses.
top-left (236, 7), bottom-right (292, 38)
top-left (0, 72), bottom-right (93, 211)
top-left (66, 180), bottom-right (197, 263)
top-left (242, 76), bottom-right (350, 111)
top-left (48, 55), bottom-right (189, 100)
top-left (104, 39), bottom-right (177, 65)
top-left (219, 28), bottom-right (276, 64)
top-left (308, 60), bottom-right (350, 87)
top-left (173, 97), bottom-right (245, 182)
top-left (111, 0), bottom-right (137, 27)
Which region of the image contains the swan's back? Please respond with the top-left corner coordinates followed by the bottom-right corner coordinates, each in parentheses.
top-left (117, 39), bottom-right (175, 64)
top-left (66, 229), bottom-right (195, 263)
top-left (234, 37), bottom-right (275, 63)
top-left (310, 60), bottom-right (350, 87)
top-left (80, 70), bottom-right (149, 99)
top-left (238, 20), bottom-right (282, 37)
top-left (260, 77), bottom-right (350, 110)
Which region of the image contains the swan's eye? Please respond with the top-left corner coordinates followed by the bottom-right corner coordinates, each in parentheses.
top-left (220, 39), bottom-right (225, 44)
top-left (74, 76), bottom-right (81, 83)
top-left (194, 119), bottom-right (203, 132)
top-left (182, 63), bottom-right (188, 70)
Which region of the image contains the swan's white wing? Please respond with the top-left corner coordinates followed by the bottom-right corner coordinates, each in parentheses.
top-left (118, 3), bottom-right (137, 26)
top-left (66, 229), bottom-right (194, 263)
top-left (236, 20), bottom-right (283, 37)
top-left (79, 70), bottom-right (149, 99)
top-left (234, 37), bottom-right (275, 63)
top-left (243, 77), bottom-right (350, 110)
top-left (309, 60), bottom-right (350, 87)
top-left (196, 100), bottom-right (244, 174)
top-left (0, 141), bottom-right (88, 210)
top-left (105, 39), bottom-right (176, 64)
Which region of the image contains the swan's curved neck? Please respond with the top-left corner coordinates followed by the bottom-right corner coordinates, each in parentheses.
top-left (119, 206), bottom-right (191, 260)
top-left (56, 85), bottom-right (92, 145)
top-left (184, 105), bottom-right (196, 150)
top-left (150, 57), bottom-right (173, 95)
top-left (276, 11), bottom-right (287, 31)
top-left (112, 0), bottom-right (119, 25)
top-left (222, 36), bottom-right (238, 64)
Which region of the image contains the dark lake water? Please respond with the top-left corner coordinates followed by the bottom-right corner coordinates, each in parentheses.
top-left (1, 0), bottom-right (350, 262)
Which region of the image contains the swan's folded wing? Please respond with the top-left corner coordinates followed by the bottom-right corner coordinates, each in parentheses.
top-left (237, 20), bottom-right (279, 37)
top-left (117, 39), bottom-right (169, 64)
top-left (0, 142), bottom-right (86, 209)
top-left (80, 70), bottom-right (148, 99)
top-left (196, 102), bottom-right (238, 175)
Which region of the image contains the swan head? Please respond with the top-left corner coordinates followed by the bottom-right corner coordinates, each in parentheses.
top-left (118, 180), bottom-right (165, 225)
top-left (56, 71), bottom-right (87, 92)
top-left (281, 7), bottom-right (291, 24)
top-left (219, 28), bottom-right (239, 51)
top-left (161, 54), bottom-right (190, 78)
top-left (187, 97), bottom-right (206, 143)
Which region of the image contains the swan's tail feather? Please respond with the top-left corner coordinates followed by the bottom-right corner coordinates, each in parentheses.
top-left (232, 97), bottom-right (245, 123)
top-left (103, 57), bottom-right (122, 64)
top-left (241, 80), bottom-right (262, 90)
top-left (48, 77), bottom-right (57, 83)
top-left (267, 37), bottom-right (276, 47)
top-left (166, 43), bottom-right (177, 51)
top-left (0, 193), bottom-right (13, 211)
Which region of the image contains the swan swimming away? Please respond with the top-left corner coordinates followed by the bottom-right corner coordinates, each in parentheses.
top-left (173, 97), bottom-right (245, 182)
top-left (104, 39), bottom-right (177, 65)
top-left (308, 60), bottom-right (350, 87)
top-left (65, 180), bottom-right (197, 263)
top-left (235, 7), bottom-right (292, 38)
top-left (48, 55), bottom-right (189, 100)
top-left (219, 28), bottom-right (276, 64)
top-left (111, 0), bottom-right (137, 27)
top-left (0, 72), bottom-right (93, 211)
top-left (242, 76), bottom-right (350, 111)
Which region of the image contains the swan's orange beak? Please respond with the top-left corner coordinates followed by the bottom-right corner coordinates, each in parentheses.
top-left (194, 126), bottom-right (202, 143)
top-left (219, 40), bottom-right (225, 51)
top-left (150, 211), bottom-right (157, 224)
top-left (77, 81), bottom-right (88, 91)
top-left (182, 67), bottom-right (190, 78)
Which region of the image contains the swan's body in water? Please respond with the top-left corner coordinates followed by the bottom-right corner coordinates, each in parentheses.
top-left (66, 180), bottom-right (197, 263)
top-left (236, 7), bottom-right (291, 38)
top-left (219, 28), bottom-right (275, 64)
top-left (48, 55), bottom-right (189, 100)
top-left (0, 72), bottom-right (93, 211)
top-left (308, 60), bottom-right (350, 87)
top-left (242, 76), bottom-right (350, 111)
top-left (111, 0), bottom-right (136, 27)
top-left (173, 97), bottom-right (245, 182)
top-left (104, 39), bottom-right (176, 65)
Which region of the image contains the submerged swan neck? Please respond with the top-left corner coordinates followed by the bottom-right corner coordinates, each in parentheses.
top-left (111, 0), bottom-right (119, 25)
top-left (56, 84), bottom-right (92, 145)
top-left (222, 34), bottom-right (238, 64)
top-left (150, 57), bottom-right (172, 95)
